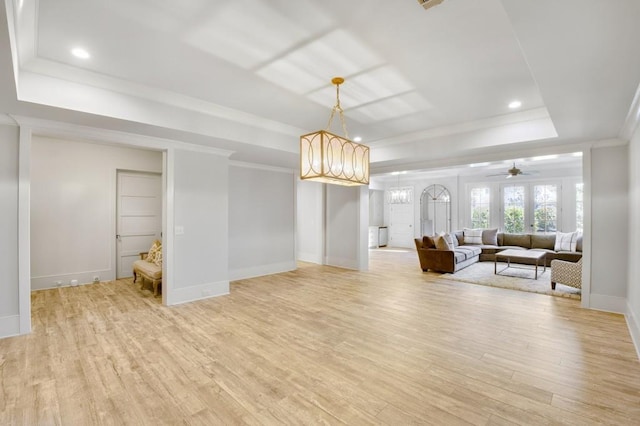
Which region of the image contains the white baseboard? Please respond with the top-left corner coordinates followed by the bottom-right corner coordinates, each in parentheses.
top-left (31, 270), bottom-right (112, 290)
top-left (589, 293), bottom-right (627, 314)
top-left (324, 256), bottom-right (359, 270)
top-left (229, 261), bottom-right (297, 281)
top-left (626, 301), bottom-right (640, 361)
top-left (167, 280), bottom-right (229, 306)
top-left (297, 251), bottom-right (322, 265)
top-left (0, 315), bottom-right (21, 339)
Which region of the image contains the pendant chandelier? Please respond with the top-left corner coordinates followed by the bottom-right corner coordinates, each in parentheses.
top-left (300, 77), bottom-right (370, 186)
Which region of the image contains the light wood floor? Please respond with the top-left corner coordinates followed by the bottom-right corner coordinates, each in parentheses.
top-left (1, 249), bottom-right (639, 425)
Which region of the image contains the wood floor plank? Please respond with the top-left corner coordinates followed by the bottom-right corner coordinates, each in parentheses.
top-left (1, 248), bottom-right (639, 424)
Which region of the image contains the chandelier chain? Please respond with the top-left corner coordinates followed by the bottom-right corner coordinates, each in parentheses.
top-left (325, 80), bottom-right (349, 138)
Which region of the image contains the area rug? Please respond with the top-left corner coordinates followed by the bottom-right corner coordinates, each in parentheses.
top-left (443, 261), bottom-right (581, 300)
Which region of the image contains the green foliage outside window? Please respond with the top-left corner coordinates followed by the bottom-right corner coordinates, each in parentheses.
top-left (504, 206), bottom-right (524, 233)
top-left (471, 207), bottom-right (489, 228)
top-left (534, 206), bottom-right (557, 232)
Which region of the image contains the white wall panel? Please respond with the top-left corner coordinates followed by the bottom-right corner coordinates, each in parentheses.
top-left (590, 145), bottom-right (629, 303)
top-left (0, 124), bottom-right (20, 337)
top-left (229, 164), bottom-right (295, 280)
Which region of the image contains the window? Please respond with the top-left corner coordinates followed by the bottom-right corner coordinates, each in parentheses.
top-left (502, 183), bottom-right (560, 233)
top-left (576, 183), bottom-right (583, 232)
top-left (533, 184), bottom-right (557, 233)
top-left (503, 185), bottom-right (525, 233)
top-left (470, 187), bottom-right (490, 228)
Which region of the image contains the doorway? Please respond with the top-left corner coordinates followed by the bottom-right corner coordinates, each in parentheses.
top-left (116, 171), bottom-right (162, 279)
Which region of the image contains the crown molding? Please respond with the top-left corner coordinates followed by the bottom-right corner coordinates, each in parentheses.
top-left (0, 113), bottom-right (17, 125)
top-left (9, 115), bottom-right (235, 157)
top-left (367, 107), bottom-right (555, 147)
top-left (229, 160), bottom-right (294, 174)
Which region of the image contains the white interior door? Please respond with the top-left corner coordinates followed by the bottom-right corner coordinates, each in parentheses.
top-left (116, 171), bottom-right (162, 279)
top-left (389, 203), bottom-right (415, 248)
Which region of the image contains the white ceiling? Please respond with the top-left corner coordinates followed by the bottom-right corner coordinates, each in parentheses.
top-left (1, 0), bottom-right (639, 175)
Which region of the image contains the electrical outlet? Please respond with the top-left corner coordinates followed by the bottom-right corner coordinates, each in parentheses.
top-left (93, 276), bottom-right (100, 283)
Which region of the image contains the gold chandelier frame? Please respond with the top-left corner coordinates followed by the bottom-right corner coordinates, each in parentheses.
top-left (300, 77), bottom-right (370, 186)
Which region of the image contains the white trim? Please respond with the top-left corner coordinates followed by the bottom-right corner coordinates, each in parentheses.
top-left (580, 148), bottom-right (592, 309)
top-left (30, 270), bottom-right (112, 290)
top-left (18, 125), bottom-right (31, 334)
top-left (324, 256), bottom-right (360, 270)
top-left (167, 280), bottom-right (229, 306)
top-left (162, 149), bottom-right (174, 307)
top-left (0, 315), bottom-right (21, 339)
top-left (8, 115), bottom-right (235, 157)
top-left (229, 160), bottom-right (295, 174)
top-left (588, 294), bottom-right (627, 314)
top-left (358, 185), bottom-right (369, 271)
top-left (297, 251), bottom-right (323, 264)
top-left (229, 261), bottom-right (297, 281)
top-left (0, 114), bottom-right (17, 126)
top-left (620, 82), bottom-right (640, 141)
top-left (626, 301), bottom-right (640, 361)
top-left (368, 107), bottom-right (554, 147)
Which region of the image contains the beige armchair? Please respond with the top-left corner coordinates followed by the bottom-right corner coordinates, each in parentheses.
top-left (550, 257), bottom-right (582, 290)
top-left (133, 240), bottom-right (162, 296)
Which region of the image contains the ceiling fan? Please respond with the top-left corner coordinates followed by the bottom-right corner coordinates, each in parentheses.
top-left (487, 163), bottom-right (536, 179)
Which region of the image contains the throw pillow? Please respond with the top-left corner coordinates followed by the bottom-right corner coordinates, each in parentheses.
top-left (147, 241), bottom-right (161, 262)
top-left (423, 235), bottom-right (436, 249)
top-left (435, 234), bottom-right (453, 251)
top-left (482, 228), bottom-right (498, 245)
top-left (463, 228), bottom-right (483, 245)
top-left (153, 249), bottom-right (163, 266)
top-left (555, 231), bottom-right (578, 252)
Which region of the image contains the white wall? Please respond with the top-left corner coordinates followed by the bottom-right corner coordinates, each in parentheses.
top-left (30, 136), bottom-right (162, 290)
top-left (325, 185), bottom-right (368, 270)
top-left (369, 189), bottom-right (384, 226)
top-left (0, 124), bottom-right (20, 337)
top-left (627, 129), bottom-right (640, 355)
top-left (589, 145), bottom-right (629, 312)
top-left (169, 149), bottom-right (229, 304)
top-left (296, 180), bottom-right (324, 264)
top-left (229, 164), bottom-right (296, 280)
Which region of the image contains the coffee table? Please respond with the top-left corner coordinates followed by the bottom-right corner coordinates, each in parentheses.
top-left (494, 249), bottom-right (546, 280)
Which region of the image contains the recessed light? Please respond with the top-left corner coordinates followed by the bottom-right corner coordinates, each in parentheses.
top-left (71, 47), bottom-right (90, 59)
top-left (353, 136), bottom-right (362, 142)
top-left (469, 162), bottom-right (490, 168)
top-left (508, 100), bottom-right (522, 109)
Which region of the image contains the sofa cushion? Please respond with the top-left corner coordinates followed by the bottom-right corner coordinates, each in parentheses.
top-left (482, 228), bottom-right (498, 245)
top-left (454, 251), bottom-right (467, 264)
top-left (453, 231), bottom-right (463, 247)
top-left (463, 228), bottom-right (483, 244)
top-left (440, 233), bottom-right (455, 250)
top-left (555, 232), bottom-right (578, 252)
top-left (531, 234), bottom-right (555, 250)
top-left (456, 245), bottom-right (482, 260)
top-left (502, 233), bottom-right (531, 248)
